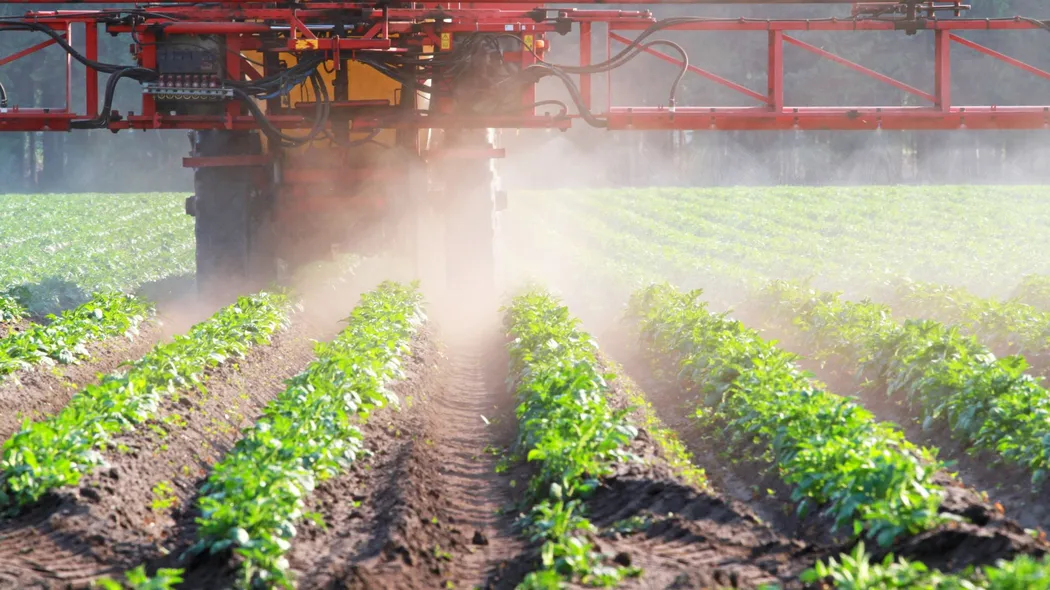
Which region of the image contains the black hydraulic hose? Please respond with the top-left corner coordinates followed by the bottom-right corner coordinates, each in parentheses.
top-left (517, 64), bottom-right (607, 128)
top-left (0, 79), bottom-right (7, 108)
top-left (233, 69), bottom-right (330, 147)
top-left (0, 21), bottom-right (153, 79)
top-left (71, 66), bottom-right (157, 129)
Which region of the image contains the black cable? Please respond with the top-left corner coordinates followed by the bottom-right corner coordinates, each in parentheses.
top-left (71, 66), bottom-right (157, 129)
top-left (233, 69), bottom-right (330, 147)
top-left (0, 79), bottom-right (7, 108)
top-left (0, 21), bottom-right (153, 79)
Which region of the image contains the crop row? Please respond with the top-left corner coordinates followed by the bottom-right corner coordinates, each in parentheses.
top-left (805, 541), bottom-right (1050, 589)
top-left (0, 291), bottom-right (290, 510)
top-left (1015, 275), bottom-right (1050, 311)
top-left (628, 283), bottom-right (946, 546)
top-left (891, 280), bottom-right (1050, 360)
top-left (0, 295), bottom-right (22, 324)
top-left (755, 281), bottom-right (1050, 487)
top-left (0, 291), bottom-right (152, 376)
top-left (505, 288), bottom-right (641, 587)
top-left (188, 281), bottom-right (424, 587)
top-left (0, 194), bottom-right (193, 314)
top-left (537, 187), bottom-right (1050, 297)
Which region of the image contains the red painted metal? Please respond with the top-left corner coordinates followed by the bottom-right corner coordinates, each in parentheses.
top-left (580, 22), bottom-right (592, 110)
top-left (85, 22), bottom-right (97, 117)
top-left (935, 29), bottom-right (950, 112)
top-left (1, 3), bottom-right (1049, 134)
top-left (768, 31), bottom-right (784, 112)
top-left (603, 106), bottom-right (1050, 131)
top-left (609, 32), bottom-right (769, 105)
top-left (0, 33), bottom-right (62, 68)
top-left (183, 155), bottom-right (273, 168)
top-left (782, 34), bottom-right (936, 103)
top-left (948, 33), bottom-right (1050, 83)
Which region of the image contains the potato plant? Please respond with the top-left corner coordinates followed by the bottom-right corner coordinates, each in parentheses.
top-left (505, 288), bottom-right (641, 587)
top-left (191, 281), bottom-right (424, 588)
top-left (0, 291), bottom-right (290, 510)
top-left (0, 291), bottom-right (151, 376)
top-left (628, 283), bottom-right (946, 546)
top-left (759, 281), bottom-right (1050, 487)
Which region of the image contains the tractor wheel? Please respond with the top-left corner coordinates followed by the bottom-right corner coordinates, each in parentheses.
top-left (442, 129), bottom-right (498, 300)
top-left (188, 130), bottom-right (276, 304)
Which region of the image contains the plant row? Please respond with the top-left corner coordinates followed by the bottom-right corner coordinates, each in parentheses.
top-left (1015, 274), bottom-right (1050, 311)
top-left (755, 281), bottom-right (1050, 487)
top-left (505, 288), bottom-right (642, 587)
top-left (0, 194), bottom-right (193, 311)
top-left (803, 541), bottom-right (1050, 589)
top-left (190, 281), bottom-right (424, 588)
top-left (0, 291), bottom-right (290, 511)
top-left (0, 294), bottom-right (23, 324)
top-left (0, 291), bottom-right (152, 376)
top-left (540, 186), bottom-right (1050, 296)
top-left (627, 283), bottom-right (947, 546)
top-left (892, 280), bottom-right (1050, 359)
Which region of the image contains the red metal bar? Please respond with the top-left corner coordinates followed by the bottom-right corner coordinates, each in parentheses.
top-left (140, 30), bottom-right (157, 118)
top-left (0, 0), bottom-right (866, 4)
top-left (85, 21), bottom-right (97, 117)
top-left (64, 23), bottom-right (72, 111)
top-left (183, 155), bottom-right (273, 168)
top-left (935, 29), bottom-right (950, 112)
top-left (290, 11), bottom-right (316, 39)
top-left (604, 106), bottom-right (1050, 130)
top-left (606, 26), bottom-right (612, 109)
top-left (783, 34), bottom-right (936, 103)
top-left (153, 22), bottom-right (271, 34)
top-left (949, 33), bottom-right (1050, 83)
top-left (580, 22), bottom-right (592, 110)
top-left (610, 31), bottom-right (768, 105)
top-left (240, 55), bottom-right (262, 81)
top-left (609, 19), bottom-right (1045, 32)
top-left (225, 35), bottom-right (241, 122)
top-left (0, 34), bottom-right (61, 67)
top-left (768, 30), bottom-right (784, 111)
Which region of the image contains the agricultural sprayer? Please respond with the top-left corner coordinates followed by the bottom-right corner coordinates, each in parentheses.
top-left (0, 0), bottom-right (1048, 300)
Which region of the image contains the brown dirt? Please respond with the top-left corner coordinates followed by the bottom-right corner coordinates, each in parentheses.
top-left (0, 316), bottom-right (323, 589)
top-left (597, 325), bottom-right (1049, 579)
top-left (0, 264), bottom-right (396, 590)
top-left (579, 360), bottom-right (823, 589)
top-left (165, 324), bottom-right (528, 590)
top-left (797, 355), bottom-right (1050, 538)
top-left (0, 319), bottom-right (30, 339)
top-left (0, 320), bottom-right (166, 441)
top-left (745, 312), bottom-right (1050, 538)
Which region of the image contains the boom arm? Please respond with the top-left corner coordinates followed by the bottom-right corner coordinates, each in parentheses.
top-left (0, 0), bottom-right (1047, 134)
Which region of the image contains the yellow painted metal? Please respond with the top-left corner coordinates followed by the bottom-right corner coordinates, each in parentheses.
top-left (239, 49), bottom-right (406, 152)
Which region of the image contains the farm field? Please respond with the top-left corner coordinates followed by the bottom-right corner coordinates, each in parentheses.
top-left (2, 188), bottom-right (1050, 589)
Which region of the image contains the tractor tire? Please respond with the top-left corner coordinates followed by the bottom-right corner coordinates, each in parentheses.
top-left (189, 130), bottom-right (276, 304)
top-left (443, 130), bottom-right (497, 300)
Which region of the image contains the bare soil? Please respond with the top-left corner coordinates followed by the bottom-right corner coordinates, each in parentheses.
top-left (161, 324), bottom-right (528, 590)
top-left (597, 326), bottom-right (1050, 580)
top-left (0, 265), bottom-right (397, 590)
top-left (583, 360), bottom-right (823, 589)
top-left (0, 316), bottom-right (323, 589)
top-left (0, 321), bottom-right (166, 441)
top-left (748, 314), bottom-right (1050, 538)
